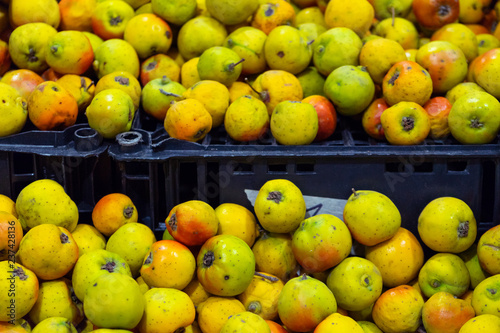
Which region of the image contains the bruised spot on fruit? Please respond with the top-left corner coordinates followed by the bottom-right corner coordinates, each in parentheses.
top-left (265, 4), bottom-right (276, 17)
top-left (146, 60), bottom-right (157, 71)
top-left (52, 86), bottom-right (59, 92)
top-left (202, 251), bottom-right (215, 268)
top-left (267, 191), bottom-right (282, 204)
top-left (60, 232), bottom-right (70, 244)
top-left (168, 213), bottom-right (177, 231)
top-left (101, 261), bottom-right (116, 272)
top-left (388, 71), bottom-right (399, 85)
top-left (109, 16), bottom-right (123, 26)
top-left (487, 288), bottom-right (497, 295)
top-left (431, 279), bottom-right (441, 288)
top-left (144, 252), bottom-right (153, 265)
top-left (13, 266), bottom-right (28, 281)
top-left (402, 116), bottom-right (414, 131)
top-left (277, 51), bottom-right (285, 58)
top-left (165, 30), bottom-right (171, 39)
top-left (224, 275), bottom-right (230, 280)
top-left (50, 45), bottom-right (59, 54)
top-left (115, 76), bottom-right (130, 86)
top-left (28, 48), bottom-right (38, 63)
top-left (458, 221), bottom-right (469, 238)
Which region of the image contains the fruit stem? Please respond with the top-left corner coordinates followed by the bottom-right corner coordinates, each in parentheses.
top-left (254, 272), bottom-right (280, 282)
top-left (227, 58), bottom-right (246, 72)
top-left (352, 188), bottom-right (358, 197)
top-left (391, 7), bottom-right (395, 27)
top-left (161, 75), bottom-right (171, 85)
top-left (300, 273), bottom-right (308, 280)
top-left (159, 88), bottom-right (182, 99)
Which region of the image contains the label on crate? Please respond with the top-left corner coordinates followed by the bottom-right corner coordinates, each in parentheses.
top-left (244, 190), bottom-right (348, 220)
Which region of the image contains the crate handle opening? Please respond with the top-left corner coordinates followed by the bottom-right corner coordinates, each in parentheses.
top-left (74, 127), bottom-right (102, 152)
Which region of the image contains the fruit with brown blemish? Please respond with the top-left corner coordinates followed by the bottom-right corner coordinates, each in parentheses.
top-left (106, 223), bottom-right (157, 278)
top-left (164, 98), bottom-right (213, 142)
top-left (16, 224), bottom-right (79, 280)
top-left (123, 13), bottom-right (173, 59)
top-left (91, 0), bottom-right (135, 40)
top-left (471, 274), bottom-right (500, 317)
top-left (252, 0), bottom-right (296, 35)
top-left (91, 193), bottom-right (138, 237)
top-left (254, 179), bottom-right (306, 233)
top-left (71, 249), bottom-right (132, 302)
top-left (380, 101), bottom-right (431, 145)
top-left (0, 261), bottom-right (39, 321)
top-left (165, 200), bottom-right (219, 246)
top-left (140, 53), bottom-right (181, 85)
top-left (412, 0), bottom-right (460, 31)
top-left (382, 60), bottom-right (433, 106)
top-left (264, 25), bottom-right (312, 75)
top-left (448, 91), bottom-right (500, 144)
top-left (197, 234), bottom-right (256, 297)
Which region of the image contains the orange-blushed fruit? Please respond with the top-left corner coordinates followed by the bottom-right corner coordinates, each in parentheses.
top-left (140, 239), bottom-right (196, 290)
top-left (164, 99), bottom-right (213, 142)
top-left (58, 0), bottom-right (96, 32)
top-left (252, 0), bottom-right (296, 35)
top-left (0, 211), bottom-right (23, 261)
top-left (302, 95), bottom-right (337, 142)
top-left (372, 285), bottom-right (424, 333)
top-left (380, 101), bottom-right (431, 145)
top-left (27, 81), bottom-right (78, 131)
top-left (423, 96), bottom-right (452, 139)
top-left (0, 69), bottom-right (44, 100)
top-left (365, 227), bottom-right (424, 288)
top-left (362, 97), bottom-right (389, 141)
top-left (140, 53), bottom-right (181, 86)
top-left (165, 200), bottom-right (219, 246)
top-left (382, 60), bottom-right (433, 106)
top-left (92, 193), bottom-right (139, 237)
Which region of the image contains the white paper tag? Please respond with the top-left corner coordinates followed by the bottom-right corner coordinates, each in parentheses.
top-left (244, 189), bottom-right (348, 220)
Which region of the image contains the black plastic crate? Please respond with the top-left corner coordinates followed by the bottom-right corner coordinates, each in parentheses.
top-left (0, 124), bottom-right (111, 223)
top-left (108, 119), bottom-right (500, 247)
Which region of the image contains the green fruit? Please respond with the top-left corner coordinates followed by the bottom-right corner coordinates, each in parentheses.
top-left (151, 0), bottom-right (196, 26)
top-left (197, 46), bottom-right (244, 87)
top-left (296, 66), bottom-right (326, 98)
top-left (197, 234), bottom-right (256, 297)
top-left (205, 0), bottom-right (259, 25)
top-left (418, 253), bottom-right (470, 298)
top-left (92, 39), bottom-right (140, 79)
top-left (264, 25), bottom-right (312, 75)
top-left (84, 274), bottom-right (145, 329)
top-left (270, 101), bottom-right (318, 145)
top-left (324, 65), bottom-right (375, 116)
top-left (15, 179), bottom-right (78, 231)
top-left (86, 89), bottom-right (136, 139)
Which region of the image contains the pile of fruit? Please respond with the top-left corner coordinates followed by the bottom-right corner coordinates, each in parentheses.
top-left (0, 0), bottom-right (499, 145)
top-left (1, 178), bottom-right (500, 332)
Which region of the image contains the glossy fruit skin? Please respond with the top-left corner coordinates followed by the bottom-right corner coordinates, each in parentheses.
top-left (140, 239), bottom-right (196, 290)
top-left (165, 200), bottom-right (219, 246)
top-left (380, 101), bottom-right (431, 146)
top-left (422, 291), bottom-right (475, 333)
top-left (448, 91), bottom-right (500, 144)
top-left (278, 274), bottom-right (337, 332)
top-left (366, 227), bottom-right (424, 288)
top-left (415, 41), bottom-right (468, 95)
top-left (292, 214), bottom-right (352, 273)
top-left (197, 234), bottom-right (256, 297)
top-left (412, 0), bottom-right (460, 31)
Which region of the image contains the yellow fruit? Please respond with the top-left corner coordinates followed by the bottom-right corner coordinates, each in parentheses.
top-left (197, 296), bottom-right (246, 333)
top-left (238, 272), bottom-right (284, 320)
top-left (215, 203), bottom-right (259, 247)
